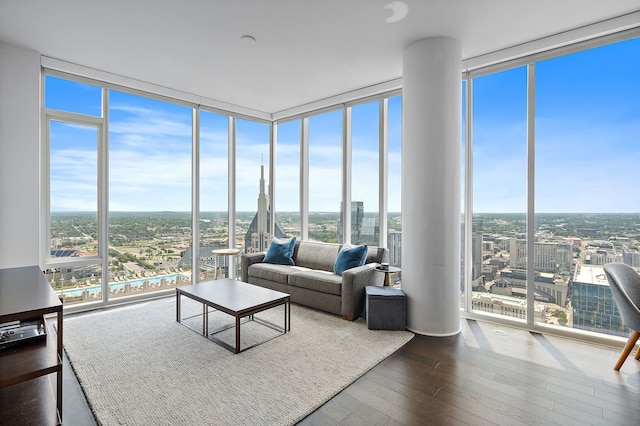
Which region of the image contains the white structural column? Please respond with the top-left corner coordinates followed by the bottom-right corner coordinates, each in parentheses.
top-left (402, 37), bottom-right (461, 336)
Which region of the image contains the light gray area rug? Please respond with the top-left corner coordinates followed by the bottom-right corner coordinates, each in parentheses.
top-left (64, 296), bottom-right (413, 425)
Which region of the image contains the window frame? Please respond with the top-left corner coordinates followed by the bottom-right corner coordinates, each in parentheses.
top-left (42, 103), bottom-right (108, 308)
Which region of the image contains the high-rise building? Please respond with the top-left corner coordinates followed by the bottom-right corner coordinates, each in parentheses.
top-left (509, 239), bottom-right (572, 275)
top-left (388, 229), bottom-right (401, 267)
top-left (572, 264), bottom-right (626, 337)
top-left (360, 216), bottom-right (379, 245)
top-left (622, 246), bottom-right (640, 267)
top-left (584, 242), bottom-right (623, 266)
top-left (337, 201), bottom-right (365, 244)
top-left (472, 217), bottom-right (483, 280)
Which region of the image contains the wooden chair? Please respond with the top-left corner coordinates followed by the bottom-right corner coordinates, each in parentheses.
top-left (603, 263), bottom-right (640, 371)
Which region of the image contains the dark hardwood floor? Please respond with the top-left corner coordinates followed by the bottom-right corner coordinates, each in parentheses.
top-left (63, 317), bottom-right (640, 425)
top-left (298, 319), bottom-right (640, 426)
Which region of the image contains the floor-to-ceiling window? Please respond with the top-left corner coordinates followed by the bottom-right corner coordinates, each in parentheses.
top-left (464, 34), bottom-right (640, 342)
top-left (235, 118), bottom-right (271, 253)
top-left (471, 66), bottom-right (528, 319)
top-left (43, 72), bottom-right (400, 308)
top-left (44, 76), bottom-right (104, 304)
top-left (108, 90), bottom-right (193, 300)
top-left (274, 119), bottom-right (301, 240)
top-left (535, 36), bottom-right (640, 336)
top-left (350, 101), bottom-right (380, 246)
top-left (308, 109), bottom-right (343, 243)
top-left (44, 76), bottom-right (195, 305)
top-left (199, 110), bottom-right (229, 280)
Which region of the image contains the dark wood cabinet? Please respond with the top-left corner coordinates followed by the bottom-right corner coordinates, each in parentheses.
top-left (0, 266), bottom-right (63, 425)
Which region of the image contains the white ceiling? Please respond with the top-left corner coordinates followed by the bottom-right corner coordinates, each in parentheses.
top-left (1, 0), bottom-right (639, 115)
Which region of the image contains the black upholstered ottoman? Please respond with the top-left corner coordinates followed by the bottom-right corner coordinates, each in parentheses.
top-left (365, 285), bottom-right (406, 330)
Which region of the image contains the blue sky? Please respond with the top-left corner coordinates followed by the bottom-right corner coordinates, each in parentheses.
top-left (47, 36), bottom-right (639, 214)
top-left (472, 36), bottom-right (640, 213)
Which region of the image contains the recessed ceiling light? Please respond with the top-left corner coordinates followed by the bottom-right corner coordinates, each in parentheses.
top-left (240, 35), bottom-right (256, 45)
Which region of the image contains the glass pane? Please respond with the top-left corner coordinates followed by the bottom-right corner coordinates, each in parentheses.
top-left (199, 110), bottom-right (229, 281)
top-left (45, 75), bottom-right (102, 116)
top-left (309, 109), bottom-right (342, 243)
top-left (236, 119), bottom-right (271, 254)
top-left (536, 37), bottom-right (640, 336)
top-left (350, 101), bottom-right (379, 245)
top-left (109, 90), bottom-right (193, 299)
top-left (472, 66), bottom-right (528, 318)
top-left (49, 120), bottom-right (98, 259)
top-left (275, 120), bottom-right (301, 240)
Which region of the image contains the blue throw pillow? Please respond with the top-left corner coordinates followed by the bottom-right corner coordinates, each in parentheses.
top-left (333, 243), bottom-right (368, 275)
top-left (263, 236), bottom-right (296, 265)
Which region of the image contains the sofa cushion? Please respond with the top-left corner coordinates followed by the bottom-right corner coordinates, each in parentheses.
top-left (333, 243), bottom-right (368, 275)
top-left (288, 270), bottom-right (342, 296)
top-left (249, 263), bottom-right (309, 285)
top-left (263, 236), bottom-right (296, 265)
top-left (294, 241), bottom-right (340, 272)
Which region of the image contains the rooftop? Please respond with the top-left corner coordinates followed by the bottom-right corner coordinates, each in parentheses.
top-left (574, 264), bottom-right (609, 286)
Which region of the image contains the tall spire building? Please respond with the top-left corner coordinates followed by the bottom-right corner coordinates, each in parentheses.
top-left (244, 162), bottom-right (286, 253)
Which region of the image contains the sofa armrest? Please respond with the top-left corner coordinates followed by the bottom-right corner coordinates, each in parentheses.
top-left (341, 263), bottom-right (385, 320)
top-left (241, 252), bottom-right (266, 282)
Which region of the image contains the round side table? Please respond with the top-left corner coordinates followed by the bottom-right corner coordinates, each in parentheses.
top-left (212, 248), bottom-right (242, 279)
top-left (374, 265), bottom-right (401, 287)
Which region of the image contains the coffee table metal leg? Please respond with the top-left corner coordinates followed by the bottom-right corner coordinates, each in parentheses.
top-left (235, 315), bottom-right (241, 353)
top-left (203, 303), bottom-right (208, 336)
top-left (176, 291), bottom-right (181, 322)
top-left (284, 300), bottom-right (290, 333)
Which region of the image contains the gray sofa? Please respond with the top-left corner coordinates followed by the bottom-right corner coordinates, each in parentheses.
top-left (241, 240), bottom-right (389, 320)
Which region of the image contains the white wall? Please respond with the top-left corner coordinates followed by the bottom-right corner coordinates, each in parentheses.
top-left (0, 41), bottom-right (41, 268)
